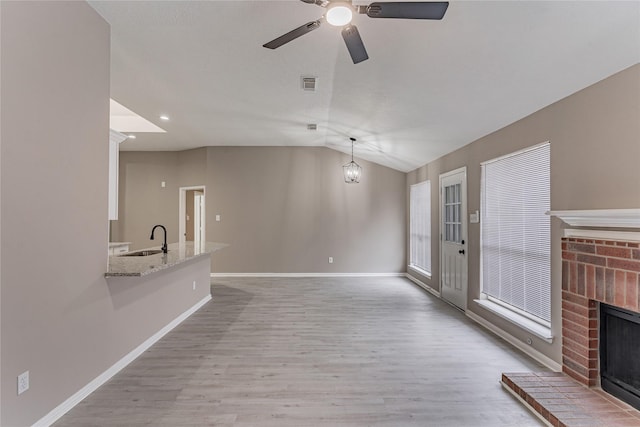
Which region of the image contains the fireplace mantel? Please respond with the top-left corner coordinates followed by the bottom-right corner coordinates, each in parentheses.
top-left (547, 209), bottom-right (640, 228)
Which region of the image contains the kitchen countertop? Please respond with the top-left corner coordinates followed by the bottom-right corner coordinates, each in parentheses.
top-left (106, 241), bottom-right (228, 277)
top-left (108, 241), bottom-right (132, 248)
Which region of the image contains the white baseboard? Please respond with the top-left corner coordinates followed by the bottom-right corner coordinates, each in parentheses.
top-left (211, 272), bottom-right (405, 278)
top-left (466, 310), bottom-right (562, 372)
top-left (32, 294), bottom-right (212, 427)
top-left (404, 273), bottom-right (441, 298)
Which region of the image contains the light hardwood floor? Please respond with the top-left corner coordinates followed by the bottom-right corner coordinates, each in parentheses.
top-left (55, 277), bottom-right (545, 426)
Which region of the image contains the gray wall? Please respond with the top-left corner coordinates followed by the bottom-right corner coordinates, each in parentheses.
top-left (0, 3), bottom-right (212, 425)
top-left (112, 151), bottom-right (181, 247)
top-left (1, 3), bottom-right (109, 424)
top-left (407, 64), bottom-right (640, 364)
top-left (116, 146), bottom-right (407, 273)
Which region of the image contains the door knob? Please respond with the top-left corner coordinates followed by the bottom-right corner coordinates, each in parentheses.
top-left (459, 249), bottom-right (465, 255)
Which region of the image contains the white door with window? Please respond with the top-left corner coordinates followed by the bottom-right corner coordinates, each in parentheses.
top-left (440, 167), bottom-right (467, 310)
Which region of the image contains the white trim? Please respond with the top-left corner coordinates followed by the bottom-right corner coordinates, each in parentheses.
top-left (500, 381), bottom-right (553, 427)
top-left (407, 264), bottom-right (431, 279)
top-left (32, 295), bottom-right (212, 427)
top-left (405, 273), bottom-right (441, 298)
top-left (466, 310), bottom-right (562, 372)
top-left (485, 295), bottom-right (550, 329)
top-left (438, 165), bottom-right (467, 179)
top-left (109, 129), bottom-right (127, 144)
top-left (481, 141), bottom-right (550, 166)
top-left (547, 209), bottom-right (640, 229)
top-left (409, 180), bottom-right (431, 274)
top-left (475, 298), bottom-right (553, 342)
top-left (211, 272), bottom-right (405, 278)
top-left (563, 228), bottom-right (640, 242)
top-left (108, 130), bottom-right (126, 221)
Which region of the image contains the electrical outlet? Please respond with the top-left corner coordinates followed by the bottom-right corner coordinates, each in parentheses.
top-left (17, 371), bottom-right (29, 395)
top-left (328, 257), bottom-right (333, 264)
top-left (192, 281), bottom-right (196, 291)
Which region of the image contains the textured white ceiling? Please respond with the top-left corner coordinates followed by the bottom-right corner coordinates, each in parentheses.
top-left (89, 0), bottom-right (640, 172)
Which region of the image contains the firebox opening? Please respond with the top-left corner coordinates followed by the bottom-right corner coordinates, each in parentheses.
top-left (600, 303), bottom-right (640, 411)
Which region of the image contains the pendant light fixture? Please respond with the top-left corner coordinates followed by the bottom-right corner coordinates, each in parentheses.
top-left (343, 137), bottom-right (362, 184)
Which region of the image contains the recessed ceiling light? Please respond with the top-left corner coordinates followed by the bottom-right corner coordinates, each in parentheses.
top-left (127, 134), bottom-right (136, 139)
top-left (159, 115), bottom-right (170, 121)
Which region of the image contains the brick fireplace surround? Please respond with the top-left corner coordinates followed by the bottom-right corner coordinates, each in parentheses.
top-left (561, 237), bottom-right (640, 386)
top-left (501, 236), bottom-right (640, 426)
top-left (502, 237), bottom-right (640, 427)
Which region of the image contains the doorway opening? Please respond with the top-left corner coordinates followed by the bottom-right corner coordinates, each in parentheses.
top-left (179, 186), bottom-right (206, 246)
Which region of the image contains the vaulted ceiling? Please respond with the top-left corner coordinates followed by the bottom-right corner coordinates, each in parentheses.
top-left (89, 1), bottom-right (640, 172)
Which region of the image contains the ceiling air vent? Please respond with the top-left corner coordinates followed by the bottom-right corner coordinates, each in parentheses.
top-left (301, 76), bottom-right (317, 91)
top-left (307, 124), bottom-right (317, 130)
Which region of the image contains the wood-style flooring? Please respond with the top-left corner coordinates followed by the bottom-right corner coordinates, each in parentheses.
top-left (55, 277), bottom-right (545, 426)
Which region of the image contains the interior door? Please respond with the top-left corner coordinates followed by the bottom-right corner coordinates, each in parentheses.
top-left (179, 186), bottom-right (206, 246)
top-left (440, 167), bottom-right (468, 310)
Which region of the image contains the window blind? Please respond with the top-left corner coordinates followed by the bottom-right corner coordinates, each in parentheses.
top-left (481, 143), bottom-right (550, 323)
top-left (410, 181), bottom-right (431, 274)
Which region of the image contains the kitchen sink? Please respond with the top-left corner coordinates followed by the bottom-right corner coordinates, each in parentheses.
top-left (119, 249), bottom-right (164, 257)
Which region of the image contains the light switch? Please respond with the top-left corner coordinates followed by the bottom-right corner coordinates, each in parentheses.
top-left (470, 210), bottom-right (480, 224)
top-left (215, 214), bottom-right (221, 222)
top-left (161, 181), bottom-right (166, 188)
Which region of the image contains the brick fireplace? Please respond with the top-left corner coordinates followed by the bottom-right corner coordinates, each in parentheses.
top-left (561, 237), bottom-right (640, 386)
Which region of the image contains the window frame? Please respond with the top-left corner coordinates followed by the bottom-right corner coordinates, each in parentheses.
top-left (409, 180), bottom-right (431, 277)
top-left (477, 142), bottom-right (552, 340)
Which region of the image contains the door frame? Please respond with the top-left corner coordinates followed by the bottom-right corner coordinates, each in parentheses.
top-left (439, 166), bottom-right (468, 310)
top-left (178, 185), bottom-right (206, 245)
top-left (193, 191), bottom-right (205, 247)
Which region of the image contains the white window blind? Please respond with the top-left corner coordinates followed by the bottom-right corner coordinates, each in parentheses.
top-left (410, 181), bottom-right (431, 274)
top-left (481, 143), bottom-right (551, 323)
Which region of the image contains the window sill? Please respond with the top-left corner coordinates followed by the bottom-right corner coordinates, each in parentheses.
top-left (474, 299), bottom-right (553, 343)
top-left (408, 265), bottom-right (431, 279)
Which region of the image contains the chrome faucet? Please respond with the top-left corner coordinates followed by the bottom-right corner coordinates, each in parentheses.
top-left (150, 225), bottom-right (168, 254)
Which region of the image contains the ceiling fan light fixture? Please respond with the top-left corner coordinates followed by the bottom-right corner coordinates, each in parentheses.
top-left (326, 3), bottom-right (353, 26)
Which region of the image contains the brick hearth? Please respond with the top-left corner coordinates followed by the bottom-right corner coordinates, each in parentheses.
top-left (561, 237), bottom-right (640, 386)
top-left (502, 372), bottom-right (640, 427)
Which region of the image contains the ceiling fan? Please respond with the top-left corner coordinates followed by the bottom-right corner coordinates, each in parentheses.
top-left (263, 1), bottom-right (449, 64)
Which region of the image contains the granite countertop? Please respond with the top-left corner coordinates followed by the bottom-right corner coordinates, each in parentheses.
top-left (108, 241), bottom-right (132, 248)
top-left (106, 241), bottom-right (228, 277)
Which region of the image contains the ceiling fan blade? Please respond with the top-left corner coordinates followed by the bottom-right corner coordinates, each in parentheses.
top-left (300, 0), bottom-right (329, 7)
top-left (263, 20), bottom-right (322, 49)
top-left (365, 2), bottom-right (449, 19)
top-left (341, 25), bottom-right (369, 64)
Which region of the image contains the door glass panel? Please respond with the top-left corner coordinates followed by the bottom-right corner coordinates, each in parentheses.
top-left (444, 183), bottom-right (462, 244)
